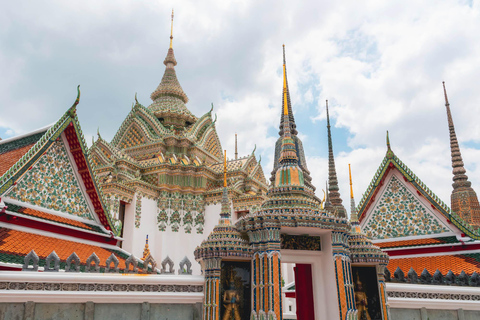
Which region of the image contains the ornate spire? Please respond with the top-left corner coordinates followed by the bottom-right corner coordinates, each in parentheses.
top-left (235, 133), bottom-right (238, 160)
top-left (220, 150), bottom-right (231, 219)
top-left (443, 82), bottom-right (480, 226)
top-left (143, 235), bottom-right (151, 260)
top-left (148, 11), bottom-right (196, 128)
top-left (443, 82), bottom-right (470, 189)
top-left (349, 164), bottom-right (358, 222)
top-left (279, 45), bottom-right (297, 136)
top-left (326, 100), bottom-right (346, 218)
top-left (278, 67), bottom-right (299, 166)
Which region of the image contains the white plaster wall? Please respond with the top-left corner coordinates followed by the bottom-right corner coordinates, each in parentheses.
top-left (153, 202), bottom-right (221, 275)
top-left (120, 197), bottom-right (136, 254)
top-left (280, 231), bottom-right (339, 320)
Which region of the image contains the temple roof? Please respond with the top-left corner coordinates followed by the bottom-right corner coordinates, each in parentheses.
top-left (356, 133), bottom-right (480, 240)
top-left (0, 87), bottom-right (119, 236)
top-left (148, 13), bottom-right (196, 127)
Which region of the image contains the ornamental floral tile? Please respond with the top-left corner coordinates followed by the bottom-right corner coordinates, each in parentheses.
top-left (135, 194), bottom-right (142, 228)
top-left (6, 140), bottom-right (94, 220)
top-left (363, 175), bottom-right (450, 239)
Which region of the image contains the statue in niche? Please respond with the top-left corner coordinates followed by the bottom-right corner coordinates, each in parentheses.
top-left (222, 269), bottom-right (241, 320)
top-left (354, 271), bottom-right (372, 320)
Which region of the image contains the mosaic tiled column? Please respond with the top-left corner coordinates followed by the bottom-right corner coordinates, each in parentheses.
top-left (377, 264), bottom-right (390, 320)
top-left (251, 250), bottom-right (282, 320)
top-left (203, 258), bottom-right (221, 320)
top-left (332, 231), bottom-right (357, 320)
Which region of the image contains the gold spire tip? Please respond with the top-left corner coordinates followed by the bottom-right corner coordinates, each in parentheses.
top-left (349, 164), bottom-right (354, 199)
top-left (223, 150), bottom-right (227, 187)
top-left (169, 9), bottom-right (174, 48)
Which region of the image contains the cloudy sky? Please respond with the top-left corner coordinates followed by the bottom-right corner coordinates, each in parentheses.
top-left (1, 0), bottom-right (480, 216)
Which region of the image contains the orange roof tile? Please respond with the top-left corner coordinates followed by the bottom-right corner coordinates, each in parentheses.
top-left (377, 237), bottom-right (449, 249)
top-left (7, 204), bottom-right (104, 233)
top-left (388, 253), bottom-right (480, 276)
top-left (0, 143), bottom-right (35, 176)
top-left (0, 228), bottom-right (130, 269)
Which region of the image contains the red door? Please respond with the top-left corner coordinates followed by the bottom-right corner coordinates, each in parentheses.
top-left (294, 264), bottom-right (315, 320)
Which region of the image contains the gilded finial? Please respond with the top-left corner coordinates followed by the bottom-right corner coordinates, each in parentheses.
top-left (213, 113), bottom-right (217, 124)
top-left (258, 154), bottom-right (261, 164)
top-left (97, 127), bottom-right (101, 138)
top-left (252, 144), bottom-right (256, 155)
top-left (170, 9), bottom-right (174, 49)
top-left (135, 92), bottom-right (138, 105)
top-left (386, 130), bottom-right (390, 149)
top-left (349, 164), bottom-right (354, 199)
top-left (283, 46), bottom-right (288, 116)
top-left (223, 150), bottom-right (227, 187)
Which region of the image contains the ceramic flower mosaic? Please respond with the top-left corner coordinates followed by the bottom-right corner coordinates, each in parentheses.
top-left (363, 175), bottom-right (450, 239)
top-left (6, 140), bottom-right (94, 220)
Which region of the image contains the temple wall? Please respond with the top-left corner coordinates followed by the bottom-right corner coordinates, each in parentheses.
top-left (122, 194), bottom-right (222, 275)
top-left (0, 302), bottom-right (203, 320)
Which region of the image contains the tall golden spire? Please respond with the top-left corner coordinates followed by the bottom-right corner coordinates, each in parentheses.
top-left (349, 164), bottom-right (359, 224)
top-left (169, 9), bottom-right (174, 49)
top-left (223, 150), bottom-right (227, 187)
top-left (349, 164), bottom-right (354, 199)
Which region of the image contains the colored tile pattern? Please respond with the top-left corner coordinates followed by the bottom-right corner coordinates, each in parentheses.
top-left (388, 253), bottom-right (480, 276)
top-left (376, 236), bottom-right (459, 249)
top-left (0, 227), bottom-right (130, 270)
top-left (6, 140), bottom-right (94, 220)
top-left (363, 175), bottom-right (450, 239)
top-left (4, 202), bottom-right (105, 234)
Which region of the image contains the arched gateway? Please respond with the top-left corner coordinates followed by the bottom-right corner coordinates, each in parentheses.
top-left (196, 46), bottom-right (390, 320)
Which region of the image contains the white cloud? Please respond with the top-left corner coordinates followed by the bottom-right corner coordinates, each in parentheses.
top-left (1, 0), bottom-right (480, 217)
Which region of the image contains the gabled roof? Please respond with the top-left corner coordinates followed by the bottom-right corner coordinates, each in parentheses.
top-left (0, 87), bottom-right (119, 236)
top-left (357, 143), bottom-right (480, 240)
top-left (0, 129), bottom-right (48, 176)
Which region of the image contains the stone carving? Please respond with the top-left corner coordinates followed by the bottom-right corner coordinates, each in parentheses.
top-left (445, 270), bottom-right (456, 285)
top-left (161, 256), bottom-right (174, 274)
top-left (420, 269), bottom-right (432, 284)
top-left (65, 252), bottom-right (81, 272)
top-left (432, 270), bottom-right (444, 285)
top-left (105, 253), bottom-right (119, 273)
top-left (393, 267), bottom-right (405, 282)
top-left (470, 272), bottom-right (480, 286)
top-left (44, 251), bottom-right (60, 272)
top-left (407, 268), bottom-right (418, 284)
top-left (384, 268), bottom-right (391, 282)
top-left (457, 271), bottom-right (469, 286)
top-left (85, 253), bottom-right (100, 273)
top-left (178, 256), bottom-right (192, 275)
top-left (22, 250), bottom-right (39, 271)
top-left (125, 254), bottom-right (138, 273)
top-left (144, 254), bottom-right (157, 274)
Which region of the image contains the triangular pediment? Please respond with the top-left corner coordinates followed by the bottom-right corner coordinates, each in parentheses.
top-left (361, 173), bottom-right (453, 239)
top-left (5, 137), bottom-right (96, 221)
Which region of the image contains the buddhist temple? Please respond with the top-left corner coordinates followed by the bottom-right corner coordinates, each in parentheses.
top-left (1, 12), bottom-right (480, 320)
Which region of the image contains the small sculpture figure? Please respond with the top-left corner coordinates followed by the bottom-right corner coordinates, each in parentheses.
top-left (222, 272), bottom-right (241, 320)
top-left (354, 272), bottom-right (372, 320)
